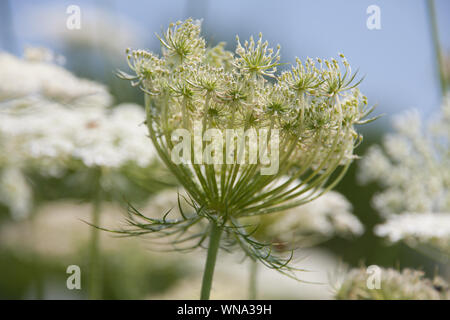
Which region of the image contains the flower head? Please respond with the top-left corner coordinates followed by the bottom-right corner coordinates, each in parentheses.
top-left (359, 93), bottom-right (450, 257)
top-left (118, 19), bottom-right (373, 276)
top-left (0, 50), bottom-right (160, 218)
top-left (235, 33), bottom-right (281, 78)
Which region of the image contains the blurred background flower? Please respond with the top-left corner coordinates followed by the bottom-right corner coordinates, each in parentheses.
top-left (335, 266), bottom-right (450, 300)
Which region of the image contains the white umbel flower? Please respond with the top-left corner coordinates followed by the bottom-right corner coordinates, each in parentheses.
top-left (0, 103), bottom-right (155, 169)
top-left (375, 212), bottom-right (450, 253)
top-left (0, 51), bottom-right (112, 108)
top-left (336, 267), bottom-right (450, 300)
top-left (360, 95), bottom-right (450, 256)
top-left (0, 49), bottom-right (159, 219)
top-left (359, 97), bottom-right (450, 216)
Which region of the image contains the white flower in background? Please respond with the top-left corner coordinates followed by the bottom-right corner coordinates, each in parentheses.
top-left (245, 177), bottom-right (363, 246)
top-left (0, 49), bottom-right (155, 170)
top-left (0, 103), bottom-right (155, 169)
top-left (265, 190), bottom-right (364, 244)
top-left (0, 167), bottom-right (33, 220)
top-left (0, 102), bottom-right (156, 218)
top-left (0, 51), bottom-right (112, 108)
top-left (23, 46), bottom-right (66, 65)
top-left (360, 95), bottom-right (450, 255)
top-left (336, 267), bottom-right (450, 300)
top-left (359, 106), bottom-right (449, 216)
top-left (70, 104), bottom-right (155, 168)
top-left (0, 50), bottom-right (158, 219)
top-left (375, 213), bottom-right (450, 254)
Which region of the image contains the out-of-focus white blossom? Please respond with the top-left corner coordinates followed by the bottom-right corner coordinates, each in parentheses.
top-left (359, 102), bottom-right (450, 216)
top-left (249, 180), bottom-right (364, 246)
top-left (0, 51), bottom-right (112, 108)
top-left (375, 212), bottom-right (450, 253)
top-left (0, 49), bottom-right (155, 170)
top-left (23, 47), bottom-right (66, 65)
top-left (0, 167), bottom-right (33, 220)
top-left (0, 103), bottom-right (155, 169)
top-left (0, 50), bottom-right (158, 219)
top-left (264, 190), bottom-right (364, 244)
top-left (360, 95), bottom-right (450, 255)
top-left (336, 267), bottom-right (450, 300)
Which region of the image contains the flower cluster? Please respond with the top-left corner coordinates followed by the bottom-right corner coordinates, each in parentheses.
top-left (0, 167), bottom-right (33, 220)
top-left (119, 19), bottom-right (372, 276)
top-left (359, 97), bottom-right (450, 216)
top-left (0, 50), bottom-right (155, 171)
top-left (336, 267), bottom-right (450, 300)
top-left (0, 50), bottom-right (157, 219)
top-left (0, 50), bottom-right (112, 108)
top-left (0, 103), bottom-right (155, 170)
top-left (359, 95), bottom-right (450, 254)
top-left (375, 213), bottom-right (450, 255)
top-left (250, 188), bottom-right (364, 247)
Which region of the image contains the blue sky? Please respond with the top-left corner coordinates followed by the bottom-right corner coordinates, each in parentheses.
top-left (2, 0), bottom-right (449, 123)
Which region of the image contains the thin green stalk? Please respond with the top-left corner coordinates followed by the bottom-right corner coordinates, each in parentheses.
top-left (427, 0), bottom-right (447, 95)
top-left (248, 259), bottom-right (258, 300)
top-left (200, 221), bottom-right (223, 300)
top-left (88, 170), bottom-right (102, 299)
top-left (29, 212), bottom-right (44, 299)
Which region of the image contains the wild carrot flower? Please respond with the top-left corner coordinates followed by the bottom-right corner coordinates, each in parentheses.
top-left (0, 51), bottom-right (157, 209)
top-left (0, 49), bottom-right (159, 299)
top-left (374, 213), bottom-right (450, 256)
top-left (359, 95), bottom-right (450, 256)
top-left (118, 19), bottom-right (373, 299)
top-left (0, 50), bottom-right (112, 108)
top-left (360, 97), bottom-right (450, 215)
top-left (335, 267), bottom-right (450, 300)
top-left (1, 104), bottom-right (155, 169)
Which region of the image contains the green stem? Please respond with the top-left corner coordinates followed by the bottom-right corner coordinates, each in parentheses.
top-left (29, 211), bottom-right (44, 299)
top-left (248, 259), bottom-right (258, 300)
top-left (200, 221), bottom-right (222, 300)
top-left (88, 171), bottom-right (102, 300)
top-left (427, 0), bottom-right (447, 95)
